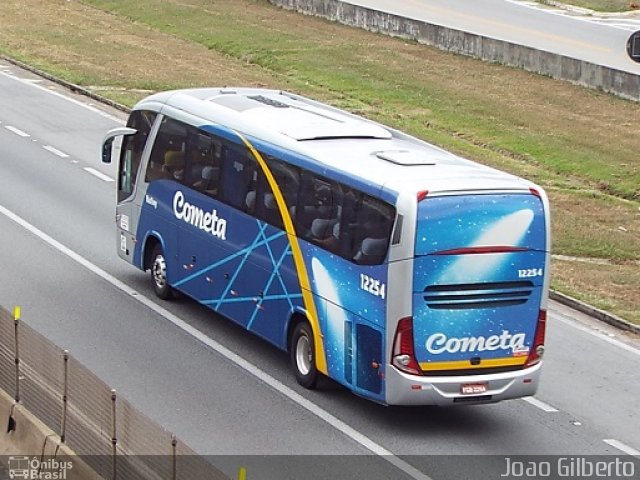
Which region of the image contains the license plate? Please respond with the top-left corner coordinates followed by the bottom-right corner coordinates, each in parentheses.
top-left (461, 383), bottom-right (488, 395)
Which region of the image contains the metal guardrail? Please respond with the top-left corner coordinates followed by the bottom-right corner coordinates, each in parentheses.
top-left (0, 305), bottom-right (229, 480)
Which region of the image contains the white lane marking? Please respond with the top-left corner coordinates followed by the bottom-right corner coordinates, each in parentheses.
top-left (83, 167), bottom-right (115, 182)
top-left (522, 396), bottom-right (559, 413)
top-left (603, 438), bottom-right (640, 456)
top-left (42, 145), bottom-right (70, 158)
top-left (0, 203), bottom-right (432, 480)
top-left (553, 311), bottom-right (640, 357)
top-left (0, 69), bottom-right (123, 123)
top-left (4, 125), bottom-right (30, 137)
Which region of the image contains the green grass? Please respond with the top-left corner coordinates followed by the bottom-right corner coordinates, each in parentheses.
top-left (538, 0), bottom-right (638, 11)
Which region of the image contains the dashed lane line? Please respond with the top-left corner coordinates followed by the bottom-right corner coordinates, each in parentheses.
top-left (83, 167), bottom-right (114, 182)
top-left (42, 145), bottom-right (70, 158)
top-left (2, 114), bottom-right (114, 182)
top-left (603, 438), bottom-right (640, 457)
top-left (4, 125), bottom-right (30, 137)
top-left (522, 396), bottom-right (559, 413)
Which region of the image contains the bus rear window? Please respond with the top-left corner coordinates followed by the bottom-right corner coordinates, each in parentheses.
top-left (415, 193), bottom-right (546, 256)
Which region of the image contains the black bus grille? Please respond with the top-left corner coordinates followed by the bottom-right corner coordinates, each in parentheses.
top-left (423, 281), bottom-right (534, 310)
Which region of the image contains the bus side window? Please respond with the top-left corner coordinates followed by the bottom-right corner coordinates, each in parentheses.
top-left (219, 142), bottom-right (257, 213)
top-left (296, 175), bottom-right (331, 234)
top-left (262, 158), bottom-right (300, 229)
top-left (146, 117), bottom-right (188, 183)
top-left (352, 197), bottom-right (395, 265)
top-left (186, 130), bottom-right (221, 197)
top-left (299, 174), bottom-right (343, 254)
top-left (330, 189), bottom-right (394, 265)
top-left (336, 189), bottom-right (362, 258)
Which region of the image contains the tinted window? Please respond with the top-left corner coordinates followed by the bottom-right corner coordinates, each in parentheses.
top-left (187, 131), bottom-right (221, 196)
top-left (297, 174), bottom-right (395, 265)
top-left (146, 117), bottom-right (188, 183)
top-left (350, 194), bottom-right (395, 265)
top-left (258, 156), bottom-right (300, 229)
top-left (296, 173), bottom-right (343, 253)
top-left (218, 141), bottom-right (261, 213)
top-left (146, 118), bottom-right (223, 199)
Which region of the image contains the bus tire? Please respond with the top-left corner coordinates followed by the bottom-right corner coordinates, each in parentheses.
top-left (290, 321), bottom-right (318, 389)
top-left (150, 245), bottom-right (173, 300)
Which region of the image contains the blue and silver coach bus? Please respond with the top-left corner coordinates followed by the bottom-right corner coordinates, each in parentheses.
top-left (102, 88), bottom-right (550, 405)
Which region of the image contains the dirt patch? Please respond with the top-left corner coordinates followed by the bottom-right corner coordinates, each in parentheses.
top-left (0, 0), bottom-right (277, 98)
top-left (551, 259), bottom-right (640, 324)
top-left (549, 189), bottom-right (640, 260)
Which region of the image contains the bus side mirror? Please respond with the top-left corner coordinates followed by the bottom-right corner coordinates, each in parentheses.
top-left (102, 137), bottom-right (114, 164)
top-left (627, 30), bottom-right (640, 63)
top-left (101, 127), bottom-right (137, 164)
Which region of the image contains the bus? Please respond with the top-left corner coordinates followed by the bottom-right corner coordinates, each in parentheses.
top-left (102, 88), bottom-right (550, 405)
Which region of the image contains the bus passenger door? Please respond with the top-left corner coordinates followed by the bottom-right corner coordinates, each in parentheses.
top-left (116, 110), bottom-right (157, 265)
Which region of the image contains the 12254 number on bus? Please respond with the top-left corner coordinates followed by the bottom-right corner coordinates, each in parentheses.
top-left (518, 268), bottom-right (543, 278)
top-left (360, 274), bottom-right (386, 299)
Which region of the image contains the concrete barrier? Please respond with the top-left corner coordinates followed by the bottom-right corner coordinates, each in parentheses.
top-left (0, 389), bottom-right (102, 480)
top-left (269, 0), bottom-right (640, 102)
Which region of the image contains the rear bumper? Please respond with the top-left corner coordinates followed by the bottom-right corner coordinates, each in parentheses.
top-left (384, 362), bottom-right (542, 406)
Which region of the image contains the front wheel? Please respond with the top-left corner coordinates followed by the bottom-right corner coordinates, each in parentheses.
top-left (290, 322), bottom-right (318, 389)
top-left (150, 245), bottom-right (173, 300)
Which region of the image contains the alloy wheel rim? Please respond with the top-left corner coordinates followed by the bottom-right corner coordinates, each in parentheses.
top-left (153, 255), bottom-right (167, 288)
top-left (295, 334), bottom-right (312, 375)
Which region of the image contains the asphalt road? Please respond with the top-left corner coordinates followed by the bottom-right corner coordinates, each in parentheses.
top-left (1, 61), bottom-right (639, 479)
top-left (351, 0), bottom-right (640, 74)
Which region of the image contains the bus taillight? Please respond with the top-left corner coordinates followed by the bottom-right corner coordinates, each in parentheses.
top-left (529, 187), bottom-right (542, 197)
top-left (525, 310), bottom-right (547, 367)
top-left (417, 190), bottom-right (429, 202)
top-left (392, 317), bottom-right (423, 375)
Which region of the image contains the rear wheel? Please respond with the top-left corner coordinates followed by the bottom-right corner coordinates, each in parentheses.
top-left (150, 245), bottom-right (173, 300)
top-left (290, 321), bottom-right (318, 389)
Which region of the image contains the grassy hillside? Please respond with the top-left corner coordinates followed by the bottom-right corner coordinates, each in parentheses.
top-left (1, 0), bottom-right (638, 323)
top-left (539, 0), bottom-right (638, 12)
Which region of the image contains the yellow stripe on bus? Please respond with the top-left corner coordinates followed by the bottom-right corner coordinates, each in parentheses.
top-left (419, 356), bottom-right (527, 371)
top-left (238, 134), bottom-right (328, 375)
